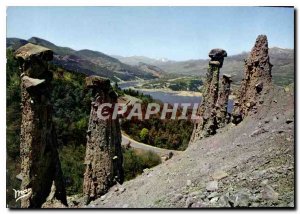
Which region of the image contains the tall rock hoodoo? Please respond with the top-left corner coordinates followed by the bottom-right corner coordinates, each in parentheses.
top-left (83, 76), bottom-right (124, 203)
top-left (15, 43), bottom-right (67, 208)
top-left (232, 35), bottom-right (272, 124)
top-left (190, 49), bottom-right (228, 142)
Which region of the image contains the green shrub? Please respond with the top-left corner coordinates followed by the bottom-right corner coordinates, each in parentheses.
top-left (139, 128), bottom-right (149, 142)
top-left (59, 144), bottom-right (86, 195)
top-left (121, 117), bottom-right (193, 151)
top-left (123, 148), bottom-right (161, 181)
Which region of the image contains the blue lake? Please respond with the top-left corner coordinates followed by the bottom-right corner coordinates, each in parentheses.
top-left (119, 82), bottom-right (234, 113)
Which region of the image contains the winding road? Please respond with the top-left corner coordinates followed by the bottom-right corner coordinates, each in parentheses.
top-left (121, 133), bottom-right (182, 157)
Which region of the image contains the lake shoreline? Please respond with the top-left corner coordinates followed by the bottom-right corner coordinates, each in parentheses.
top-left (135, 87), bottom-right (203, 97)
top-left (119, 82), bottom-right (234, 113)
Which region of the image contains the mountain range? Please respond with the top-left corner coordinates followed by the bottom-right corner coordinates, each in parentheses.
top-left (6, 37), bottom-right (160, 81)
top-left (115, 47), bottom-right (294, 84)
top-left (7, 37), bottom-right (294, 85)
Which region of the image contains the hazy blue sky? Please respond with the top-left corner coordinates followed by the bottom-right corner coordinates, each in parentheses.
top-left (7, 7), bottom-right (294, 60)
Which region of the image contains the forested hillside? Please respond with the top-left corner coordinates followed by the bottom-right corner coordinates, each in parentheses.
top-left (7, 37), bottom-right (159, 81)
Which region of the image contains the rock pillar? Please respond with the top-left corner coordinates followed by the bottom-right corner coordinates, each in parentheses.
top-left (232, 35), bottom-right (272, 124)
top-left (83, 76), bottom-right (124, 203)
top-left (15, 43), bottom-right (67, 208)
top-left (190, 49), bottom-right (227, 142)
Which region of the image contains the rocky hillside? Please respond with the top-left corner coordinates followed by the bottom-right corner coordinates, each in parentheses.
top-left (6, 37), bottom-right (158, 81)
top-left (136, 62), bottom-right (165, 78)
top-left (80, 36), bottom-right (295, 208)
top-left (85, 85), bottom-right (294, 208)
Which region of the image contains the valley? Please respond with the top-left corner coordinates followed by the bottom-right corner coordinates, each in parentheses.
top-left (5, 5), bottom-right (295, 210)
top-left (6, 35), bottom-right (294, 208)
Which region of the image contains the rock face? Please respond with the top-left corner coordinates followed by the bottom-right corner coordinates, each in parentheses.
top-left (216, 74), bottom-right (232, 128)
top-left (15, 43), bottom-right (67, 208)
top-left (83, 75), bottom-right (124, 203)
top-left (190, 49), bottom-right (229, 142)
top-left (232, 35), bottom-right (272, 123)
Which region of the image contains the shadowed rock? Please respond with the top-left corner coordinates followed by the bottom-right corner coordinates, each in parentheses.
top-left (216, 74), bottom-right (232, 128)
top-left (85, 75), bottom-right (111, 90)
top-left (15, 43), bottom-right (67, 208)
top-left (209, 49), bottom-right (227, 68)
top-left (232, 35), bottom-right (273, 124)
top-left (209, 48), bottom-right (228, 58)
top-left (83, 76), bottom-right (124, 204)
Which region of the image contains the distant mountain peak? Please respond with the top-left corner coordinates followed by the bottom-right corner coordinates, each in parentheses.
top-left (28, 37), bottom-right (56, 46)
top-left (157, 58), bottom-right (169, 62)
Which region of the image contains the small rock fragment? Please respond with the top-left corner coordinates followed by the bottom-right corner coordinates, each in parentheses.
top-left (210, 197), bottom-right (219, 204)
top-left (172, 194), bottom-right (183, 203)
top-left (212, 170), bottom-right (228, 180)
top-left (206, 181), bottom-right (218, 192)
top-left (185, 197), bottom-right (195, 208)
top-left (207, 192), bottom-right (219, 199)
top-left (191, 201), bottom-right (207, 208)
top-left (261, 185), bottom-right (279, 202)
top-left (250, 128), bottom-right (268, 137)
top-left (233, 191), bottom-right (250, 207)
top-left (218, 195), bottom-right (230, 207)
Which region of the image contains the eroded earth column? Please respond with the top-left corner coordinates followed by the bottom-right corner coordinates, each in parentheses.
top-left (190, 49), bottom-right (227, 142)
top-left (232, 35), bottom-right (273, 124)
top-left (15, 43), bottom-right (67, 208)
top-left (83, 76), bottom-right (124, 203)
